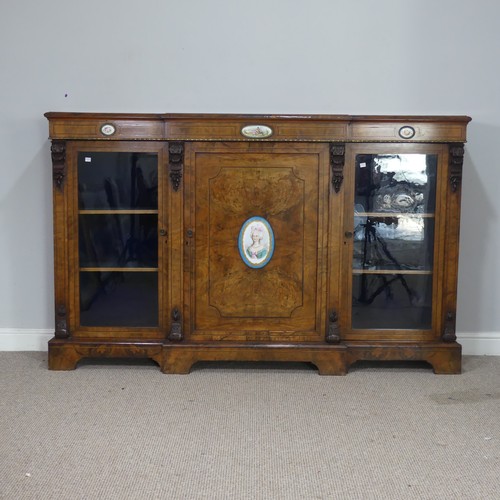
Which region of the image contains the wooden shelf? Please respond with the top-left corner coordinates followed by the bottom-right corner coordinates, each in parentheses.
top-left (354, 212), bottom-right (435, 218)
top-left (352, 269), bottom-right (432, 275)
top-left (80, 267), bottom-right (158, 272)
top-left (79, 210), bottom-right (158, 215)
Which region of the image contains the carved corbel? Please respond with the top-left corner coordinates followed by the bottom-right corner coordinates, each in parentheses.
top-left (442, 311), bottom-right (457, 343)
top-left (326, 310), bottom-right (341, 344)
top-left (169, 142), bottom-right (184, 192)
top-left (330, 143), bottom-right (345, 193)
top-left (55, 304), bottom-right (69, 338)
top-left (449, 144), bottom-right (464, 193)
top-left (51, 141), bottom-right (66, 191)
top-left (168, 307), bottom-right (183, 341)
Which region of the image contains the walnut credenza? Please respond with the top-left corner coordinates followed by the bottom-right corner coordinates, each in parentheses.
top-left (45, 113), bottom-right (470, 374)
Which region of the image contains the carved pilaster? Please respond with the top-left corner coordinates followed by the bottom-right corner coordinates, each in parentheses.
top-left (51, 141), bottom-right (66, 190)
top-left (449, 144), bottom-right (464, 193)
top-left (169, 142), bottom-right (184, 192)
top-left (330, 143), bottom-right (345, 193)
top-left (442, 311), bottom-right (457, 343)
top-left (326, 310), bottom-right (341, 344)
top-left (168, 307), bottom-right (183, 341)
top-left (55, 304), bottom-right (69, 338)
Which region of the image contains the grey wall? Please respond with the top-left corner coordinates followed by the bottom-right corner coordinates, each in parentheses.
top-left (1, 0), bottom-right (498, 348)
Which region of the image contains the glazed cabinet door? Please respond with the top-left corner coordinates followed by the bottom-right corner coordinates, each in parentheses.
top-left (183, 142), bottom-right (336, 343)
top-left (65, 142), bottom-right (169, 339)
top-left (341, 144), bottom-right (449, 341)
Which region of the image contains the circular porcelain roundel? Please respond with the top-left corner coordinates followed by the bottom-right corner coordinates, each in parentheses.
top-left (100, 123), bottom-right (116, 136)
top-left (238, 216), bottom-right (275, 269)
top-left (399, 126), bottom-right (416, 139)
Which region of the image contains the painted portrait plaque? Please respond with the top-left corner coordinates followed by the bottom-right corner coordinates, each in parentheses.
top-left (238, 216), bottom-right (274, 269)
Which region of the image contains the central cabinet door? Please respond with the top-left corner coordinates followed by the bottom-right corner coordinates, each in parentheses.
top-left (184, 142), bottom-right (333, 343)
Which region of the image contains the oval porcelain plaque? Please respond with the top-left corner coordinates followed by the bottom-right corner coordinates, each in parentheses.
top-left (241, 125), bottom-right (273, 139)
top-left (238, 217), bottom-right (274, 269)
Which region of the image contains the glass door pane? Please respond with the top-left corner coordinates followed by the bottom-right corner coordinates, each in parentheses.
top-left (79, 214), bottom-right (158, 268)
top-left (352, 153), bottom-right (437, 330)
top-left (77, 152), bottom-right (159, 327)
top-left (78, 152), bottom-right (158, 210)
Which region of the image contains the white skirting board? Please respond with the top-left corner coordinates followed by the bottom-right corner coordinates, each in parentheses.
top-left (0, 329), bottom-right (53, 351)
top-left (458, 333), bottom-right (500, 356)
top-left (0, 329), bottom-right (499, 356)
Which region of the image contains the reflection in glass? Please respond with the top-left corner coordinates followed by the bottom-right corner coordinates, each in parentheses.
top-left (78, 152), bottom-right (158, 210)
top-left (355, 154), bottom-right (437, 214)
top-left (352, 274), bottom-right (432, 329)
top-left (353, 216), bottom-right (434, 271)
top-left (79, 214), bottom-right (158, 268)
top-left (80, 272), bottom-right (158, 327)
top-left (352, 153), bottom-right (437, 331)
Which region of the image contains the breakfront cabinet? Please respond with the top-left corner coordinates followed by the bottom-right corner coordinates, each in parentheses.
top-left (45, 113), bottom-right (470, 374)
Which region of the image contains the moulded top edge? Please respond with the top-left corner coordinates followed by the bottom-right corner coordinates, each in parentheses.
top-left (44, 112), bottom-right (471, 122)
top-left (350, 115), bottom-right (472, 123)
top-left (44, 112), bottom-right (161, 120)
top-left (44, 112), bottom-right (349, 121)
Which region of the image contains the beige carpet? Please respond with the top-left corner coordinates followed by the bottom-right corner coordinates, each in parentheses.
top-left (1, 352), bottom-right (499, 500)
